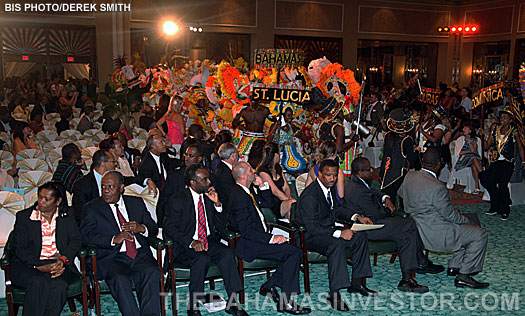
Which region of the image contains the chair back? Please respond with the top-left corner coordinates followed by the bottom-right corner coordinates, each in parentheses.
top-left (16, 149), bottom-right (45, 161)
top-left (0, 169), bottom-right (15, 188)
top-left (74, 139), bottom-right (95, 150)
top-left (18, 171), bottom-right (53, 195)
top-left (133, 128), bottom-right (148, 140)
top-left (17, 158), bottom-right (50, 173)
top-left (43, 140), bottom-right (64, 154)
top-left (60, 129), bottom-right (82, 141)
top-left (128, 138), bottom-right (146, 153)
top-left (124, 184), bottom-right (159, 223)
top-left (295, 173), bottom-right (308, 197)
top-left (36, 130), bottom-right (59, 143)
top-left (81, 147), bottom-right (98, 160)
top-left (0, 191), bottom-right (24, 247)
top-left (0, 150), bottom-right (14, 169)
top-left (48, 148), bottom-right (63, 164)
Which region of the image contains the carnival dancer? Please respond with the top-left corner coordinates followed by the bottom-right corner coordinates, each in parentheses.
top-left (379, 108), bottom-right (419, 204)
top-left (267, 106), bottom-right (309, 174)
top-left (232, 100), bottom-right (270, 158)
top-left (480, 109), bottom-right (525, 221)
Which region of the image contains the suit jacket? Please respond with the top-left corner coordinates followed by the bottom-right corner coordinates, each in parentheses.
top-left (12, 207), bottom-right (80, 271)
top-left (72, 170), bottom-right (145, 225)
top-left (398, 170), bottom-right (470, 252)
top-left (80, 196), bottom-right (158, 279)
top-left (163, 188), bottom-right (221, 249)
top-left (214, 161), bottom-right (235, 207)
top-left (156, 167), bottom-right (186, 227)
top-left (227, 184), bottom-right (274, 261)
top-left (344, 176), bottom-right (389, 222)
top-left (138, 152), bottom-right (181, 189)
top-left (296, 180), bottom-right (356, 239)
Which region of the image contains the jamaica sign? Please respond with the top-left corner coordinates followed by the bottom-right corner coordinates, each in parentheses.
top-left (252, 49), bottom-right (303, 69)
top-left (252, 87), bottom-right (311, 103)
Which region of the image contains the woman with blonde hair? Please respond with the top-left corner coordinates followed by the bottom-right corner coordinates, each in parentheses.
top-left (156, 94), bottom-right (185, 145)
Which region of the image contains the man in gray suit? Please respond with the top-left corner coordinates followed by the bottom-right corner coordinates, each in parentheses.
top-left (398, 148), bottom-right (489, 289)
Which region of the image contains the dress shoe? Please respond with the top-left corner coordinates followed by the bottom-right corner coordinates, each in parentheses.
top-left (277, 299), bottom-right (312, 314)
top-left (416, 262), bottom-right (445, 274)
top-left (326, 292), bottom-right (349, 311)
top-left (225, 305), bottom-right (249, 316)
top-left (447, 268), bottom-right (460, 276)
top-left (259, 286), bottom-right (280, 303)
top-left (397, 278), bottom-right (429, 293)
top-left (486, 209), bottom-right (498, 216)
top-left (347, 285), bottom-right (378, 297)
top-left (454, 275), bottom-right (490, 289)
top-left (501, 213), bottom-right (509, 221)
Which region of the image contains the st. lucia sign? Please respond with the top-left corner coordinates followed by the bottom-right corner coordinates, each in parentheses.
top-left (252, 87), bottom-right (311, 103)
top-left (252, 49), bottom-right (303, 69)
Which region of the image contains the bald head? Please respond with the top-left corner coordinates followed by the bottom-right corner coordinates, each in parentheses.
top-left (232, 161), bottom-right (256, 186)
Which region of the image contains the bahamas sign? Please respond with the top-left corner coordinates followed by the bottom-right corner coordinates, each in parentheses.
top-left (253, 49), bottom-right (303, 68)
top-left (252, 87), bottom-right (311, 103)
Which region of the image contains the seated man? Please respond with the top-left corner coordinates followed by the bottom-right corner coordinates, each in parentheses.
top-left (229, 162), bottom-right (310, 314)
top-left (139, 134), bottom-right (182, 190)
top-left (399, 148), bottom-right (489, 289)
top-left (80, 171), bottom-right (161, 316)
top-left (52, 143), bottom-right (85, 193)
top-left (345, 157), bottom-right (444, 294)
top-left (214, 142), bottom-right (239, 226)
top-left (164, 164), bottom-right (246, 316)
top-left (157, 144), bottom-right (204, 226)
top-left (296, 159), bottom-right (374, 311)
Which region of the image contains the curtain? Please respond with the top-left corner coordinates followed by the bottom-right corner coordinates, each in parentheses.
top-left (61, 63), bottom-right (89, 80)
top-left (5, 62), bottom-right (36, 78)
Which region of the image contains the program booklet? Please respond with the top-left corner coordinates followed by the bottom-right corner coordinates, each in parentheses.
top-left (198, 293), bottom-right (226, 312)
top-left (350, 223), bottom-right (385, 231)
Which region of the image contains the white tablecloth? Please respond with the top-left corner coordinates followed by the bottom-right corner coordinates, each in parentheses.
top-left (363, 147), bottom-right (383, 168)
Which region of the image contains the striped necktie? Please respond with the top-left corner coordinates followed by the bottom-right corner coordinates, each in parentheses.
top-left (197, 196), bottom-right (208, 250)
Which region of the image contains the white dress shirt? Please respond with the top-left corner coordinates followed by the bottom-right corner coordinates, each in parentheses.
top-left (150, 152), bottom-right (166, 178)
top-left (109, 196), bottom-right (149, 252)
top-left (189, 187), bottom-right (222, 246)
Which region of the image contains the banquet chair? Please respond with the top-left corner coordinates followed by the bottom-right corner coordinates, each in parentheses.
top-left (16, 158), bottom-right (50, 174)
top-left (45, 113), bottom-right (61, 121)
top-left (15, 149), bottom-right (45, 161)
top-left (60, 130), bottom-right (82, 141)
top-left (133, 128), bottom-right (149, 140)
top-left (0, 191), bottom-right (25, 246)
top-left (42, 140), bottom-right (64, 155)
top-left (294, 173), bottom-right (308, 197)
top-left (18, 171), bottom-right (53, 196)
top-left (74, 139), bottom-right (96, 150)
top-left (0, 169), bottom-right (15, 188)
top-left (1, 232), bottom-right (90, 316)
top-left (124, 184), bottom-right (159, 223)
top-left (0, 132), bottom-right (10, 145)
top-left (70, 117), bottom-right (81, 128)
top-left (128, 138), bottom-right (146, 154)
top-left (83, 129), bottom-right (106, 143)
top-left (48, 148), bottom-right (63, 165)
top-left (0, 150), bottom-right (15, 169)
top-left (35, 130), bottom-right (59, 143)
top-left (81, 147), bottom-right (98, 161)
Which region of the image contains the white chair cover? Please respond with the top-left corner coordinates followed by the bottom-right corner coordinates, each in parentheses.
top-left (60, 129), bottom-right (82, 141)
top-left (0, 150), bottom-right (14, 169)
top-left (16, 149), bottom-right (45, 161)
top-left (295, 173), bottom-right (308, 197)
top-left (17, 158), bottom-right (50, 173)
top-left (0, 169), bottom-right (14, 188)
top-left (74, 139), bottom-right (95, 150)
top-left (0, 191), bottom-right (24, 247)
top-left (36, 130), bottom-right (59, 143)
top-left (128, 139), bottom-right (146, 153)
top-left (26, 191), bottom-right (38, 208)
top-left (50, 159), bottom-right (60, 173)
top-left (0, 132), bottom-right (10, 144)
top-left (46, 113), bottom-right (61, 121)
top-left (43, 140), bottom-right (64, 154)
top-left (133, 128), bottom-right (148, 141)
top-left (18, 171), bottom-right (53, 194)
top-left (124, 184), bottom-right (158, 223)
top-left (48, 148), bottom-right (63, 164)
top-left (81, 147), bottom-right (98, 160)
top-left (83, 129), bottom-right (105, 143)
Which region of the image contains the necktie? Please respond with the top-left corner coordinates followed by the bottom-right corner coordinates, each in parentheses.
top-left (114, 203), bottom-right (137, 259)
top-left (197, 196), bottom-right (208, 250)
top-left (327, 190), bottom-right (333, 211)
top-left (249, 192), bottom-right (268, 232)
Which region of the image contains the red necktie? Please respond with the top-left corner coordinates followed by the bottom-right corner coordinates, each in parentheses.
top-left (114, 203), bottom-right (138, 259)
top-left (197, 196), bottom-right (208, 250)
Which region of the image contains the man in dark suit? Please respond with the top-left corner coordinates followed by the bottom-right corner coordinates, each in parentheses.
top-left (214, 142), bottom-right (239, 224)
top-left (345, 157), bottom-right (444, 293)
top-left (180, 124), bottom-right (214, 167)
top-left (80, 171), bottom-right (161, 316)
top-left (229, 162), bottom-right (310, 314)
top-left (157, 144), bottom-right (204, 227)
top-left (296, 159), bottom-right (374, 311)
top-left (164, 164), bottom-right (247, 316)
top-left (72, 149), bottom-right (157, 225)
top-left (139, 134), bottom-right (182, 190)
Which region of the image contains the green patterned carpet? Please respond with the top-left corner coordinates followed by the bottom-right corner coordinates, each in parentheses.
top-left (2, 203), bottom-right (524, 315)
